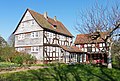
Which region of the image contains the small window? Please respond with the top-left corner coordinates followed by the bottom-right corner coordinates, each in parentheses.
top-left (31, 46), bottom-right (39, 52)
top-left (18, 34), bottom-right (25, 40)
top-left (103, 43), bottom-right (105, 47)
top-left (53, 25), bottom-right (57, 29)
top-left (92, 48), bottom-right (95, 52)
top-left (87, 46), bottom-right (92, 52)
top-left (31, 32), bottom-right (39, 38)
top-left (80, 54), bottom-right (82, 62)
top-left (53, 47), bottom-right (55, 51)
top-left (50, 33), bottom-right (53, 38)
top-left (31, 20), bottom-right (35, 25)
top-left (17, 47), bottom-right (25, 52)
top-left (46, 32), bottom-right (49, 37)
top-left (99, 43), bottom-right (102, 47)
top-left (83, 54), bottom-right (86, 62)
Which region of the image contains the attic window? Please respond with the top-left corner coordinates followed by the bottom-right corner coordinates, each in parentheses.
top-left (31, 21), bottom-right (34, 25)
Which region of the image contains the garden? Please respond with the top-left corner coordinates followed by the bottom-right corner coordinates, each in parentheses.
top-left (0, 63), bottom-right (120, 81)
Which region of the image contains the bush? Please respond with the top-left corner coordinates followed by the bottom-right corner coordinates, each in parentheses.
top-left (0, 46), bottom-right (36, 65)
top-left (11, 52), bottom-right (36, 65)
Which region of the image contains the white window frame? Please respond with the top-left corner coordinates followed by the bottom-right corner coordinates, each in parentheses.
top-left (92, 47), bottom-right (95, 52)
top-left (99, 43), bottom-right (102, 47)
top-left (18, 34), bottom-right (25, 40)
top-left (17, 47), bottom-right (25, 52)
top-left (83, 54), bottom-right (86, 62)
top-left (31, 46), bottom-right (39, 52)
top-left (80, 54), bottom-right (82, 62)
top-left (103, 43), bottom-right (105, 47)
top-left (53, 47), bottom-right (55, 51)
top-left (84, 44), bottom-right (87, 47)
top-left (31, 32), bottom-right (39, 38)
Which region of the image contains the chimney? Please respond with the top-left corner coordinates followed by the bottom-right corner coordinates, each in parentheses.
top-left (44, 12), bottom-right (48, 19)
top-left (54, 16), bottom-right (57, 21)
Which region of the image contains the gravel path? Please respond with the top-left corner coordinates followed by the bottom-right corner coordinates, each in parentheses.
top-left (0, 66), bottom-right (44, 74)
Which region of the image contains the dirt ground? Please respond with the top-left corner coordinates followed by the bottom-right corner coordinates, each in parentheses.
top-left (0, 66), bottom-right (45, 74)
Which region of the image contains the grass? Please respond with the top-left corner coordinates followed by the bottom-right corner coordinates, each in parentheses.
top-left (0, 63), bottom-right (120, 81)
top-left (0, 62), bottom-right (20, 68)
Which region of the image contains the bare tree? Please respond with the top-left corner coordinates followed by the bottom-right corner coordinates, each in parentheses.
top-left (8, 34), bottom-right (15, 47)
top-left (75, 2), bottom-right (120, 68)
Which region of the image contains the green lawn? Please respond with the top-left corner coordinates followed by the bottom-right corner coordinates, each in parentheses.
top-left (0, 64), bottom-right (120, 81)
top-left (0, 62), bottom-right (20, 68)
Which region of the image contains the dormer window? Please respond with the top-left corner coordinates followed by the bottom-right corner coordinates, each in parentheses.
top-left (53, 24), bottom-right (57, 29)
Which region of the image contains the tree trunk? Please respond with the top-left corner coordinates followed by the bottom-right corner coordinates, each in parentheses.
top-left (107, 42), bottom-right (113, 68)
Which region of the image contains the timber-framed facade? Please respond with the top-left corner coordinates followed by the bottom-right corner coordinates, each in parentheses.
top-left (74, 32), bottom-right (109, 64)
top-left (13, 9), bottom-right (84, 64)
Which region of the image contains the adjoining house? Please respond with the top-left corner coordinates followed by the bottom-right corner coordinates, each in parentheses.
top-left (13, 9), bottom-right (84, 64)
top-left (74, 32), bottom-right (109, 64)
top-left (60, 45), bottom-right (86, 63)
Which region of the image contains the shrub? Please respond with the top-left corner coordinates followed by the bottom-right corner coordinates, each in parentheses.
top-left (11, 52), bottom-right (36, 65)
top-left (0, 46), bottom-right (36, 65)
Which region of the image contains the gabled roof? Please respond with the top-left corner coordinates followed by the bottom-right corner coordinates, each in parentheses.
top-left (74, 32), bottom-right (109, 44)
top-left (60, 45), bottom-right (83, 53)
top-left (13, 9), bottom-right (73, 37)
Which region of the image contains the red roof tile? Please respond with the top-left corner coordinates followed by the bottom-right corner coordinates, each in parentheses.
top-left (74, 32), bottom-right (109, 44)
top-left (13, 9), bottom-right (73, 37)
top-left (28, 9), bottom-right (73, 37)
top-left (60, 45), bottom-right (83, 53)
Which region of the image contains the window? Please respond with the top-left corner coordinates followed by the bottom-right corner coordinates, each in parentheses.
top-left (64, 41), bottom-right (68, 46)
top-left (18, 34), bottom-right (25, 40)
top-left (31, 20), bottom-right (34, 25)
top-left (80, 54), bottom-right (82, 62)
top-left (76, 45), bottom-right (80, 48)
top-left (57, 35), bottom-right (60, 39)
top-left (83, 54), bottom-right (86, 62)
top-left (31, 46), bottom-right (39, 52)
top-left (53, 34), bottom-right (56, 38)
top-left (53, 47), bottom-right (55, 51)
top-left (84, 44), bottom-right (87, 47)
top-left (31, 32), bottom-right (39, 38)
top-left (103, 43), bottom-right (105, 47)
top-left (56, 47), bottom-right (59, 52)
top-left (87, 46), bottom-right (92, 52)
top-left (80, 44), bottom-right (84, 48)
top-left (17, 47), bottom-right (25, 52)
top-left (99, 43), bottom-right (102, 47)
top-left (50, 46), bottom-right (52, 52)
top-left (50, 33), bottom-right (53, 38)
top-left (92, 48), bottom-right (95, 52)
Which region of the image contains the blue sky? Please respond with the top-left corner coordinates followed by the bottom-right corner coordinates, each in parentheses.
top-left (0, 0), bottom-right (117, 41)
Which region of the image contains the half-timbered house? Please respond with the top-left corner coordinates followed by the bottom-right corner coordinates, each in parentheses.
top-left (74, 32), bottom-right (109, 64)
top-left (13, 9), bottom-right (83, 63)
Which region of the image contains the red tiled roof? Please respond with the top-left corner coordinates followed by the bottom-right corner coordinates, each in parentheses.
top-left (28, 9), bottom-right (73, 37)
top-left (13, 9), bottom-right (73, 37)
top-left (60, 45), bottom-right (83, 53)
top-left (74, 32), bottom-right (109, 44)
